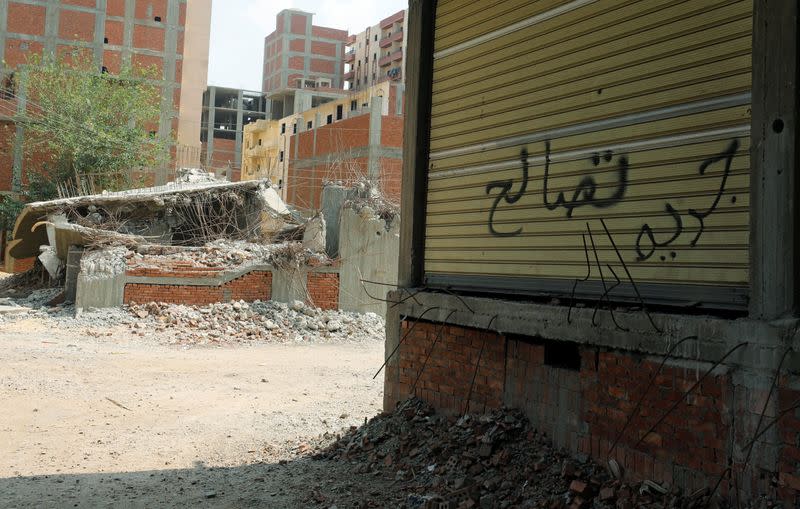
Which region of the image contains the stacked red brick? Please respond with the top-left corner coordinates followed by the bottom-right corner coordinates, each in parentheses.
top-left (123, 262), bottom-right (272, 306)
top-left (306, 272), bottom-right (339, 310)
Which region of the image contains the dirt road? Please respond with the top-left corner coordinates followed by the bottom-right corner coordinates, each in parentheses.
top-left (0, 318), bottom-right (389, 508)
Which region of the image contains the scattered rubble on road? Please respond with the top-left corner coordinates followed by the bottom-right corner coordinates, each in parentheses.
top-left (303, 398), bottom-right (738, 509)
top-left (123, 299), bottom-right (384, 345)
top-left (0, 287), bottom-right (384, 346)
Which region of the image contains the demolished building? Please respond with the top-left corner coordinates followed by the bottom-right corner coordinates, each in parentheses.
top-left (386, 0), bottom-right (800, 505)
top-left (4, 172), bottom-right (400, 317)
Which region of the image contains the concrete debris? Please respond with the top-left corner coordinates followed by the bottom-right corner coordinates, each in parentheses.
top-left (305, 398), bottom-right (734, 509)
top-left (123, 300), bottom-right (383, 345)
top-left (80, 246), bottom-right (129, 277)
top-left (7, 177), bottom-right (300, 268)
top-left (301, 213), bottom-right (326, 252)
top-left (344, 179), bottom-right (400, 225)
top-left (174, 167), bottom-right (217, 184)
top-left (38, 245), bottom-right (62, 279)
top-left (0, 292), bottom-right (383, 346)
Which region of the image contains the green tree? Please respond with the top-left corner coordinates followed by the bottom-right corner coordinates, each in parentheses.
top-left (12, 51), bottom-right (170, 200)
top-left (0, 52), bottom-right (171, 237)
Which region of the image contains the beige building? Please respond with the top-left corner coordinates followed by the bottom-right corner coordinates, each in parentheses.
top-left (344, 9), bottom-right (407, 92)
top-left (176, 0), bottom-right (213, 169)
top-left (241, 81), bottom-right (401, 197)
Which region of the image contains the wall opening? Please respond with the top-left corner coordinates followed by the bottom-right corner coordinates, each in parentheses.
top-left (543, 340), bottom-right (581, 371)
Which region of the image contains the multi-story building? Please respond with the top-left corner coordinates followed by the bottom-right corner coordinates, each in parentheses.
top-left (242, 81), bottom-right (404, 209)
top-left (262, 9), bottom-right (348, 120)
top-left (344, 9), bottom-right (406, 92)
top-left (200, 86), bottom-right (267, 182)
top-left (0, 0), bottom-right (212, 191)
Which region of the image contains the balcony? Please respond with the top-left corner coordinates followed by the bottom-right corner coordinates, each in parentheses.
top-left (346, 34), bottom-right (356, 45)
top-left (391, 49), bottom-right (403, 62)
top-left (378, 54), bottom-right (392, 67)
top-left (344, 50), bottom-right (355, 63)
top-left (392, 30), bottom-right (403, 42)
top-left (343, 70), bottom-right (354, 80)
top-left (380, 10), bottom-right (405, 29)
top-left (379, 37), bottom-right (392, 48)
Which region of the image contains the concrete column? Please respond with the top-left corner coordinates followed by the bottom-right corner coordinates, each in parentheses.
top-left (11, 75), bottom-right (26, 192)
top-left (0, 0), bottom-right (8, 65)
top-left (749, 1), bottom-right (800, 320)
top-left (122, 0), bottom-right (135, 66)
top-left (235, 89), bottom-right (244, 174)
top-left (93, 0), bottom-right (107, 67)
top-left (205, 87), bottom-right (216, 167)
top-left (367, 96), bottom-right (383, 182)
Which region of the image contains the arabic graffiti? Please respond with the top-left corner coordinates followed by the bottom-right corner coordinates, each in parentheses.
top-left (485, 148), bottom-right (528, 237)
top-left (542, 141), bottom-right (629, 218)
top-left (484, 139), bottom-right (740, 262)
top-left (634, 139), bottom-right (739, 261)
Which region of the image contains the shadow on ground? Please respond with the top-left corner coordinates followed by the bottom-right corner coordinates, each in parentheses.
top-left (1, 455), bottom-right (395, 509)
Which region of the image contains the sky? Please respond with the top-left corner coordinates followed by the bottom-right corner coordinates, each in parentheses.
top-left (208, 0), bottom-right (409, 91)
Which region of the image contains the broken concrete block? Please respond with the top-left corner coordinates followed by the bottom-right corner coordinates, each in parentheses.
top-left (302, 214), bottom-right (326, 253)
top-left (38, 245), bottom-right (62, 279)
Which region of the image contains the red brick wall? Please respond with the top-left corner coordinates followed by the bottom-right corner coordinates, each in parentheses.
top-left (385, 320), bottom-right (800, 503)
top-left (311, 40), bottom-right (336, 57)
top-left (7, 3), bottom-right (46, 35)
top-left (123, 269), bottom-right (273, 305)
top-left (132, 24), bottom-right (165, 52)
top-left (378, 157), bottom-right (402, 203)
top-left (311, 26), bottom-right (347, 41)
top-left (204, 138), bottom-right (238, 174)
top-left (58, 10), bottom-right (95, 41)
top-left (310, 58), bottom-right (334, 74)
top-left (290, 13), bottom-right (307, 35)
top-left (306, 272), bottom-right (339, 310)
top-left (288, 56), bottom-right (304, 71)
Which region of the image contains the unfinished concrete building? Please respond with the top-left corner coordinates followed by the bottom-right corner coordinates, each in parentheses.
top-left (262, 9), bottom-right (348, 120)
top-left (388, 0), bottom-right (800, 504)
top-left (200, 86), bottom-right (268, 181)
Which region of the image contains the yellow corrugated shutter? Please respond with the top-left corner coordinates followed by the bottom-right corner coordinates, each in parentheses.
top-left (424, 0), bottom-right (752, 308)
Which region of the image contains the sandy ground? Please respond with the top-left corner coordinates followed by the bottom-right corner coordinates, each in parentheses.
top-left (0, 318), bottom-right (391, 508)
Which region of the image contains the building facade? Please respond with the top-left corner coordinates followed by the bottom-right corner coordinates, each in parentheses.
top-left (0, 0), bottom-right (211, 191)
top-left (344, 9), bottom-right (406, 92)
top-left (390, 0), bottom-right (800, 504)
top-left (262, 9), bottom-right (348, 120)
top-left (242, 81), bottom-right (404, 209)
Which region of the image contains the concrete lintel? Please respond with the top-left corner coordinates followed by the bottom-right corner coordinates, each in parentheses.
top-left (388, 290), bottom-right (800, 373)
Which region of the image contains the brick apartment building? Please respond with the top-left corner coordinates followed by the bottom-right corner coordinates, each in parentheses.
top-left (263, 8), bottom-right (348, 120)
top-left (0, 0), bottom-right (211, 193)
top-left (240, 8), bottom-right (407, 209)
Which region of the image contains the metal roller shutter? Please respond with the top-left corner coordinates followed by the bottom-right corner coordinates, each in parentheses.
top-left (423, 0), bottom-right (753, 309)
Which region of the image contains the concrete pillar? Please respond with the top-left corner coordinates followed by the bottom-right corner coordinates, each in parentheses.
top-left (367, 96), bottom-right (383, 183)
top-left (749, 1), bottom-right (800, 320)
top-left (205, 87), bottom-right (216, 167)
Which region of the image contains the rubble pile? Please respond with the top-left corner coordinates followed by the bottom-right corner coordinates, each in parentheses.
top-left (309, 398), bottom-right (728, 509)
top-left (345, 180), bottom-right (400, 225)
top-left (124, 299), bottom-right (383, 345)
top-left (81, 240), bottom-right (330, 274)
